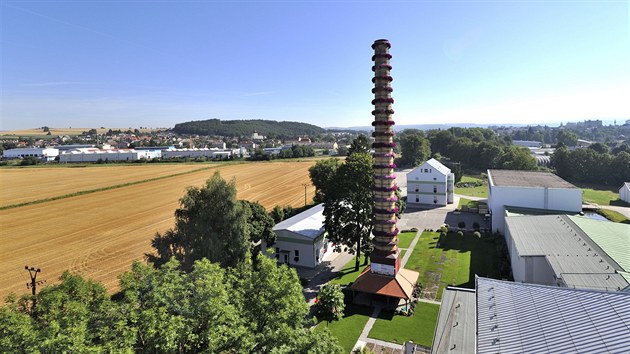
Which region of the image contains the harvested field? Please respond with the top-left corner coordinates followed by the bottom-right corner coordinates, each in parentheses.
top-left (1, 127), bottom-right (159, 136)
top-left (0, 164), bottom-right (210, 207)
top-left (0, 161), bottom-right (317, 299)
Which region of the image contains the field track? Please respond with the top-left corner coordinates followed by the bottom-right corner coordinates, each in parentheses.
top-left (0, 161), bottom-right (317, 299)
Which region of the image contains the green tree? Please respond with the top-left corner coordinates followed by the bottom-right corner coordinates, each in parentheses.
top-left (588, 142), bottom-right (610, 155)
top-left (270, 205), bottom-right (285, 223)
top-left (309, 158), bottom-right (342, 203)
top-left (499, 146), bottom-right (537, 170)
top-left (241, 200), bottom-right (276, 245)
top-left (551, 146), bottom-right (572, 180)
top-left (347, 134), bottom-right (370, 156)
top-left (315, 284), bottom-right (345, 324)
top-left (147, 171), bottom-right (250, 270)
top-left (556, 129), bottom-right (578, 147)
top-left (398, 129), bottom-right (431, 167)
top-left (323, 152), bottom-right (374, 271)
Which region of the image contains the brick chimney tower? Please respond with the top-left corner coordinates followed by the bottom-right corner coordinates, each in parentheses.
top-left (370, 39), bottom-right (400, 276)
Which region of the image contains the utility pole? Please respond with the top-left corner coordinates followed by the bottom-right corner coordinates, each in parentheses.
top-left (301, 183), bottom-right (309, 206)
top-left (25, 266), bottom-right (45, 311)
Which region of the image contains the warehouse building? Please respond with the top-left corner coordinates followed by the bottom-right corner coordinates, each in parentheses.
top-left (487, 169), bottom-right (582, 234)
top-left (431, 277), bottom-right (630, 354)
top-left (407, 158), bottom-right (454, 206)
top-left (59, 148), bottom-right (159, 162)
top-left (504, 214), bottom-right (629, 291)
top-left (3, 147), bottom-right (59, 161)
top-left (261, 204), bottom-right (333, 269)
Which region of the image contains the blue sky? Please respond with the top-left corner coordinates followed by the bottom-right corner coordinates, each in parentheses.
top-left (1, 0), bottom-right (628, 130)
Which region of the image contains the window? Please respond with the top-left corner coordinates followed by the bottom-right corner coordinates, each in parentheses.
top-left (434, 199), bottom-right (437, 204)
top-left (433, 177), bottom-right (437, 181)
top-left (415, 187), bottom-right (419, 192)
top-left (433, 186), bottom-right (437, 193)
top-left (416, 197), bottom-right (419, 202)
top-left (275, 247), bottom-right (280, 260)
top-left (424, 168), bottom-right (428, 173)
top-left (294, 250), bottom-right (300, 263)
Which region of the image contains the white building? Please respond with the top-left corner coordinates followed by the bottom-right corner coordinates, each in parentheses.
top-left (512, 140), bottom-right (542, 148)
top-left (3, 147), bottom-right (59, 161)
top-left (161, 148), bottom-right (230, 159)
top-left (262, 204), bottom-right (334, 269)
top-left (59, 148), bottom-right (152, 162)
top-left (406, 158), bottom-right (454, 206)
top-left (487, 169), bottom-right (582, 234)
top-left (619, 182), bottom-right (630, 204)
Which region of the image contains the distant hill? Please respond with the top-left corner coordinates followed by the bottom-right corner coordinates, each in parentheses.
top-left (172, 119), bottom-right (325, 138)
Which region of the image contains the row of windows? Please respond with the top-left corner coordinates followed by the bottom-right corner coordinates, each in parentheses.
top-left (414, 186), bottom-right (439, 193)
top-left (415, 197), bottom-right (438, 203)
top-left (275, 248), bottom-right (300, 263)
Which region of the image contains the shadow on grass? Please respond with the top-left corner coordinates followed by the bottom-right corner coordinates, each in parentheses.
top-left (437, 232), bottom-right (506, 289)
top-left (610, 199), bottom-right (630, 207)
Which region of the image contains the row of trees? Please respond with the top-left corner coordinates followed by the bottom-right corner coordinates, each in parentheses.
top-left (397, 128), bottom-right (537, 172)
top-left (551, 145), bottom-right (630, 187)
top-left (1, 256), bottom-right (341, 353)
top-left (172, 119), bottom-right (325, 138)
top-left (249, 145), bottom-right (316, 161)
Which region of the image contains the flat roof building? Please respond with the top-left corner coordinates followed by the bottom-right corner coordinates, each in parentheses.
top-left (487, 169), bottom-right (582, 234)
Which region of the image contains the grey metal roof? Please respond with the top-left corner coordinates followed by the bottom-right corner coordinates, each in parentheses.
top-left (431, 287), bottom-right (476, 354)
top-left (476, 277), bottom-right (630, 354)
top-left (505, 215), bottom-right (628, 291)
top-left (488, 169), bottom-right (577, 189)
top-left (272, 203), bottom-right (325, 239)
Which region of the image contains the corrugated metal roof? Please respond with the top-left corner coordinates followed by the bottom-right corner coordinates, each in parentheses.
top-left (476, 277), bottom-right (630, 354)
top-left (505, 215), bottom-right (628, 291)
top-left (568, 215), bottom-right (630, 273)
top-left (272, 204), bottom-right (325, 239)
top-left (488, 169), bottom-right (577, 188)
top-left (431, 287), bottom-right (476, 354)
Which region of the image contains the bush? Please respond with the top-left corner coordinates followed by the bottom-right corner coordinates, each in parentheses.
top-left (473, 231), bottom-right (481, 238)
top-left (457, 231), bottom-right (464, 237)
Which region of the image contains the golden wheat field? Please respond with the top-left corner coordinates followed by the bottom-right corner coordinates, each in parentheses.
top-left (0, 161), bottom-right (316, 299)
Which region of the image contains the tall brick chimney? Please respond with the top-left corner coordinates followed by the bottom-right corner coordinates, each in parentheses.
top-left (370, 39), bottom-right (400, 276)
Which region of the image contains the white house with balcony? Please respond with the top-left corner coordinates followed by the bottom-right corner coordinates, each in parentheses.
top-left (406, 158), bottom-right (454, 206)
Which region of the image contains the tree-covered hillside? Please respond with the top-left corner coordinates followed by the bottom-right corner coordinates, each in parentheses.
top-left (172, 119), bottom-right (325, 138)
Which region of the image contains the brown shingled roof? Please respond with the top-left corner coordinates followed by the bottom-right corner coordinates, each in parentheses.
top-left (351, 266), bottom-right (419, 299)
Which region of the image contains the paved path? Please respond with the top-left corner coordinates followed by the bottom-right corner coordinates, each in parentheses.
top-left (597, 205), bottom-right (630, 218)
top-left (299, 251), bottom-right (354, 310)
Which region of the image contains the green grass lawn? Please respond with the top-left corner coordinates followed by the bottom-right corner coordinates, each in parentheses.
top-left (368, 302), bottom-right (440, 347)
top-left (455, 176), bottom-right (488, 198)
top-left (315, 304), bottom-right (373, 353)
top-left (457, 198), bottom-right (487, 210)
top-left (397, 231), bottom-right (417, 249)
top-left (329, 255), bottom-right (369, 286)
top-left (404, 231), bottom-right (501, 300)
top-left (597, 209), bottom-right (630, 224)
top-left (580, 185), bottom-right (627, 206)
